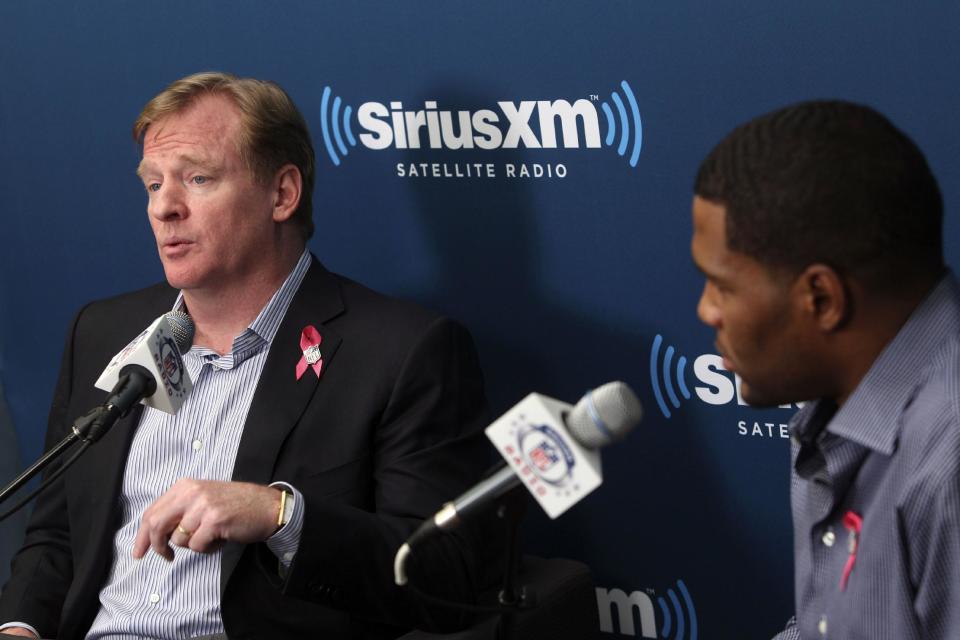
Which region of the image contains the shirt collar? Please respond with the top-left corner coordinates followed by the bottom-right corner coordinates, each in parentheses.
top-left (824, 271), bottom-right (960, 454)
top-left (172, 249), bottom-right (313, 365)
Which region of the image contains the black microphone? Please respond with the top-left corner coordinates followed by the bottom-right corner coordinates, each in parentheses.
top-left (0, 311), bottom-right (196, 518)
top-left (394, 381), bottom-right (642, 585)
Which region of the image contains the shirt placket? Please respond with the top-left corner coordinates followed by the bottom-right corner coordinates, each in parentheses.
top-left (190, 356), bottom-right (218, 478)
top-left (802, 435), bottom-right (871, 639)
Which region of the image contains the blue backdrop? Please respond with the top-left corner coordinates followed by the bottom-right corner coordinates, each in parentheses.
top-left (2, 2), bottom-right (958, 637)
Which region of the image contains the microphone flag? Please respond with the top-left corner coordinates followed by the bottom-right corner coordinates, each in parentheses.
top-left (485, 393), bottom-right (603, 519)
top-left (94, 315), bottom-right (193, 414)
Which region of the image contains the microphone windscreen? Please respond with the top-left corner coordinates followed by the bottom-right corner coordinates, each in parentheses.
top-left (164, 311), bottom-right (195, 353)
top-left (566, 381), bottom-right (642, 450)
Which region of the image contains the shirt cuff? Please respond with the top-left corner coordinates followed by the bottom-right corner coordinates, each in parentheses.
top-left (770, 617), bottom-right (800, 640)
top-left (266, 481), bottom-right (303, 567)
top-left (0, 622), bottom-right (40, 638)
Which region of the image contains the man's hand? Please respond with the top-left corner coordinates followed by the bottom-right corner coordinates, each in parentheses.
top-left (0, 627), bottom-right (39, 638)
top-left (132, 479), bottom-right (281, 561)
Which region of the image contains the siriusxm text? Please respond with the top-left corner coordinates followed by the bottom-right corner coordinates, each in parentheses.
top-left (692, 354), bottom-right (797, 409)
top-left (358, 100), bottom-right (601, 150)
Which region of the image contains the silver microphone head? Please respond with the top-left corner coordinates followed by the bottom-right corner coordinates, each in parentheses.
top-left (566, 381), bottom-right (642, 450)
top-left (164, 311), bottom-right (195, 353)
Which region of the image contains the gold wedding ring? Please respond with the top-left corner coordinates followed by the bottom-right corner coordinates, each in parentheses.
top-left (176, 524), bottom-right (192, 538)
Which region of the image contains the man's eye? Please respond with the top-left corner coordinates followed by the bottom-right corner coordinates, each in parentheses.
top-left (147, 183), bottom-right (161, 192)
top-left (707, 280), bottom-right (727, 297)
top-left (192, 176), bottom-right (208, 185)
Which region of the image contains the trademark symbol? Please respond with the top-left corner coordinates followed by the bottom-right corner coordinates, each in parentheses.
top-left (646, 588), bottom-right (656, 596)
top-left (589, 94), bottom-right (599, 101)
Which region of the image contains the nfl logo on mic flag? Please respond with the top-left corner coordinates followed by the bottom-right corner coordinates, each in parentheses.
top-left (94, 315), bottom-right (193, 414)
top-left (486, 393), bottom-right (602, 519)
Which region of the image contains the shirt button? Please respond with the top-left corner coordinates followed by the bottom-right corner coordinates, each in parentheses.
top-left (149, 592), bottom-right (160, 604)
top-left (818, 615), bottom-right (828, 636)
top-left (192, 440), bottom-right (203, 451)
top-left (822, 528), bottom-right (836, 547)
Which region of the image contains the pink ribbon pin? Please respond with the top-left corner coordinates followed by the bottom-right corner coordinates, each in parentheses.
top-left (295, 325), bottom-right (323, 380)
top-left (840, 510), bottom-right (863, 591)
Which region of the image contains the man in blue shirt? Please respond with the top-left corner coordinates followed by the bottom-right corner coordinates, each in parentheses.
top-left (691, 101), bottom-right (959, 639)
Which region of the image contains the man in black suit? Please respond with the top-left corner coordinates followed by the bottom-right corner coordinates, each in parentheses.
top-left (0, 72), bottom-right (489, 639)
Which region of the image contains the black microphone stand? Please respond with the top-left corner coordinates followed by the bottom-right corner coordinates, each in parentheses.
top-left (0, 366), bottom-right (156, 520)
top-left (491, 489), bottom-right (534, 639)
top-left (0, 408), bottom-right (102, 509)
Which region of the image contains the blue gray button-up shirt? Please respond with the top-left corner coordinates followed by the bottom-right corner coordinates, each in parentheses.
top-left (774, 272), bottom-right (960, 640)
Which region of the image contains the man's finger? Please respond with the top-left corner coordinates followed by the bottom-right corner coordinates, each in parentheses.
top-left (170, 512), bottom-right (202, 549)
top-left (149, 526), bottom-right (175, 562)
top-left (169, 523), bottom-right (192, 549)
top-left (133, 487), bottom-right (180, 559)
top-left (132, 524), bottom-right (151, 559)
top-left (140, 503), bottom-right (184, 562)
top-left (187, 524), bottom-right (221, 554)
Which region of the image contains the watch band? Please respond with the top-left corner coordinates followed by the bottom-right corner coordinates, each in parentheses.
top-left (277, 489), bottom-right (294, 528)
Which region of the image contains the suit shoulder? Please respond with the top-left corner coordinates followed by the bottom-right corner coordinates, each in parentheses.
top-left (331, 272), bottom-right (453, 334)
top-left (70, 282), bottom-right (178, 351)
top-left (77, 282), bottom-right (177, 320)
top-left (322, 272), bottom-right (481, 382)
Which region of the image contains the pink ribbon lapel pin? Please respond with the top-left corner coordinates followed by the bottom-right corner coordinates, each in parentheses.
top-left (295, 325), bottom-right (324, 380)
top-left (840, 510), bottom-right (863, 591)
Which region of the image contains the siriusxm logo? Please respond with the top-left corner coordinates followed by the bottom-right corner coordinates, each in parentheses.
top-left (597, 580), bottom-right (697, 639)
top-left (650, 334), bottom-right (799, 420)
top-left (318, 81), bottom-right (642, 168)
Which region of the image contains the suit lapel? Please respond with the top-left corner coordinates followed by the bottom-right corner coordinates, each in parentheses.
top-left (74, 405), bottom-right (144, 582)
top-left (67, 284), bottom-right (179, 632)
top-left (221, 258), bottom-right (344, 591)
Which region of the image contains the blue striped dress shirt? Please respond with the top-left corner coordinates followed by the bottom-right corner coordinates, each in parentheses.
top-left (76, 250), bottom-right (312, 639)
top-left (773, 272), bottom-right (960, 640)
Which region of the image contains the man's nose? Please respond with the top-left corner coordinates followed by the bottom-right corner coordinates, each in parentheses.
top-left (148, 183), bottom-right (187, 221)
top-left (697, 285), bottom-right (721, 327)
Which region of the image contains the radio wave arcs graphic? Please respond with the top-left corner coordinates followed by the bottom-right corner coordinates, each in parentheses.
top-left (650, 334), bottom-right (691, 419)
top-left (600, 80), bottom-right (643, 168)
top-left (320, 86), bottom-right (357, 167)
top-left (596, 579), bottom-right (698, 638)
top-left (657, 580), bottom-right (698, 640)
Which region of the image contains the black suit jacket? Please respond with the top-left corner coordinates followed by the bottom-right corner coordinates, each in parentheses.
top-left (0, 258), bottom-right (491, 639)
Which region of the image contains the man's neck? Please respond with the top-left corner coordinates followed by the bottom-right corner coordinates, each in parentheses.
top-left (182, 247), bottom-right (305, 355)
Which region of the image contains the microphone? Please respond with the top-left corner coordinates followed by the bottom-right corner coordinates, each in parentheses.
top-left (394, 381), bottom-right (641, 585)
top-left (94, 311), bottom-right (195, 421)
top-left (0, 311), bottom-right (196, 517)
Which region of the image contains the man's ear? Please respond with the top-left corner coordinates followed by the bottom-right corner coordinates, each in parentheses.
top-left (795, 264), bottom-right (849, 332)
top-left (271, 164), bottom-right (303, 223)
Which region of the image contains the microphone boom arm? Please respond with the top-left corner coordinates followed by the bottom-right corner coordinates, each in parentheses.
top-left (0, 364), bottom-right (157, 516)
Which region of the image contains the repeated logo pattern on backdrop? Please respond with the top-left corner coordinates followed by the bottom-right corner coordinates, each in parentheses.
top-left (597, 579), bottom-right (698, 639)
top-left (650, 334), bottom-right (800, 438)
top-left (9, 6), bottom-right (955, 637)
top-left (649, 334), bottom-right (691, 419)
top-left (317, 81), bottom-right (643, 172)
